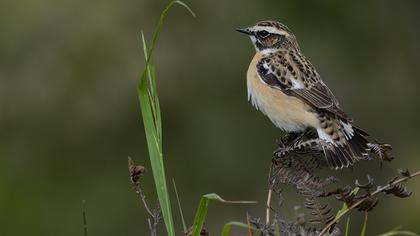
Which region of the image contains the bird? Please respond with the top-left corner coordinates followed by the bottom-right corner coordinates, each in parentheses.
top-left (237, 20), bottom-right (373, 169)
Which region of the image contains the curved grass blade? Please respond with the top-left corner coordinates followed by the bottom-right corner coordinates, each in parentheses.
top-left (191, 193), bottom-right (256, 236)
top-left (221, 221), bottom-right (260, 236)
top-left (378, 232), bottom-right (419, 236)
top-left (378, 227), bottom-right (419, 236)
top-left (138, 2), bottom-right (195, 236)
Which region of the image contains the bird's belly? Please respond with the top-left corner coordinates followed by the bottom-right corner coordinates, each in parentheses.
top-left (247, 59), bottom-right (318, 132)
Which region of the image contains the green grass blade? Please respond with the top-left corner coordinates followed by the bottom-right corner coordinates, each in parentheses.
top-left (142, 0), bottom-right (195, 68)
top-left (191, 193), bottom-right (256, 236)
top-left (221, 221), bottom-right (259, 236)
top-left (345, 216), bottom-right (350, 236)
top-left (191, 196), bottom-right (210, 236)
top-left (377, 227), bottom-right (419, 236)
top-left (360, 211), bottom-right (368, 236)
top-left (221, 224), bottom-right (232, 236)
top-left (140, 32), bottom-right (171, 235)
top-left (141, 33), bottom-right (160, 142)
top-left (378, 232), bottom-right (419, 236)
top-left (172, 179), bottom-right (187, 233)
top-left (137, 2), bottom-right (195, 236)
top-left (172, 0), bottom-right (196, 17)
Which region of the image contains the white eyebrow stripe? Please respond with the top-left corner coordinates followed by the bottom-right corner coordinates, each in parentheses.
top-left (252, 26), bottom-right (289, 36)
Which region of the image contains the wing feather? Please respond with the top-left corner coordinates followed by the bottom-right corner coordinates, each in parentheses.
top-left (257, 51), bottom-right (351, 121)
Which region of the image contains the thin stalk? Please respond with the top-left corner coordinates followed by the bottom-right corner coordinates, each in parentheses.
top-left (360, 212), bottom-right (368, 236)
top-left (344, 217), bottom-right (350, 236)
top-left (266, 164), bottom-right (275, 224)
top-left (82, 200), bottom-right (88, 236)
top-left (266, 188), bottom-right (273, 224)
top-left (172, 179), bottom-right (187, 233)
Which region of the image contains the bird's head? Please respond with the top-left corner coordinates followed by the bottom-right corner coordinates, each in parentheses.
top-left (237, 20), bottom-right (300, 53)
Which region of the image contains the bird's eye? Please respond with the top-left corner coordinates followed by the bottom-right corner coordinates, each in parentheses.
top-left (257, 30), bottom-right (270, 38)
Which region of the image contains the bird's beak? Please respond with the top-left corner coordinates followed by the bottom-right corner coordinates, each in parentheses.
top-left (236, 27), bottom-right (252, 35)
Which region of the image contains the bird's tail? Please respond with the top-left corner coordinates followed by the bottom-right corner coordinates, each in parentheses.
top-left (317, 117), bottom-right (370, 169)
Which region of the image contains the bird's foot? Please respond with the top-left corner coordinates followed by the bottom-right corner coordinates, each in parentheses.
top-left (277, 128), bottom-right (316, 146)
top-left (273, 145), bottom-right (291, 158)
top-left (275, 136), bottom-right (323, 156)
top-left (272, 146), bottom-right (292, 166)
top-left (272, 138), bottom-right (326, 166)
top-left (272, 141), bottom-right (295, 166)
top-left (278, 132), bottom-right (301, 146)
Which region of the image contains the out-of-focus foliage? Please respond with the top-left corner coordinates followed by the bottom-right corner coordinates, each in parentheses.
top-left (1, 0), bottom-right (420, 235)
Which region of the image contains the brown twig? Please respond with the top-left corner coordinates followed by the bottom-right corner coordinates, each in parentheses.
top-left (247, 212), bottom-right (254, 236)
top-left (134, 182), bottom-right (162, 236)
top-left (266, 164), bottom-right (276, 224)
top-left (318, 170), bottom-right (420, 236)
top-left (266, 187), bottom-right (273, 224)
top-left (147, 206), bottom-right (161, 236)
top-left (128, 157), bottom-right (161, 236)
top-left (136, 185), bottom-right (154, 217)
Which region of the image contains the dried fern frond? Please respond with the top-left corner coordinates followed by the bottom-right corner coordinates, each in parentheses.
top-left (367, 140), bottom-right (394, 162)
top-left (383, 183), bottom-right (412, 198)
top-left (304, 198), bottom-right (335, 226)
top-left (334, 185), bottom-right (356, 205)
top-left (355, 195), bottom-right (379, 212)
top-left (266, 131), bottom-right (420, 236)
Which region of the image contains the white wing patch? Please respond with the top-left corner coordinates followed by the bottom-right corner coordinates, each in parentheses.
top-left (340, 120), bottom-right (354, 140)
top-left (262, 61), bottom-right (270, 70)
top-left (291, 78), bottom-right (304, 89)
top-left (316, 128), bottom-right (337, 146)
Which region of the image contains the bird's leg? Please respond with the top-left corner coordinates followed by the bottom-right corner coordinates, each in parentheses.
top-left (273, 132), bottom-right (300, 163)
top-left (290, 138), bottom-right (326, 154)
top-left (274, 128), bottom-right (315, 157)
top-left (278, 131), bottom-right (302, 146)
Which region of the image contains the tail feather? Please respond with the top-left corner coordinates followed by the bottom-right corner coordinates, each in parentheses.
top-left (348, 126), bottom-right (370, 159)
top-left (317, 119), bottom-right (370, 169)
top-left (324, 143), bottom-right (359, 169)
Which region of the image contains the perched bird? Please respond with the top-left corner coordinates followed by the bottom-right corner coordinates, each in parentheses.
top-left (237, 20), bottom-right (372, 169)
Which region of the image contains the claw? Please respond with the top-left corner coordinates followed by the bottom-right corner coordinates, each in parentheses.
top-left (273, 146), bottom-right (290, 157)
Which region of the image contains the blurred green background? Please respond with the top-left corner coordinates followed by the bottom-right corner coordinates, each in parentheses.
top-left (1, 0), bottom-right (420, 235)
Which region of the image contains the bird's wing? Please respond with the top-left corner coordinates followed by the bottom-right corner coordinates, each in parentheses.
top-left (257, 51), bottom-right (351, 120)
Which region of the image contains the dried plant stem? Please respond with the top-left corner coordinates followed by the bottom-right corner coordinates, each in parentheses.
top-left (266, 187), bottom-right (273, 224)
top-left (266, 165), bottom-right (276, 224)
top-left (247, 212), bottom-right (254, 236)
top-left (133, 182), bottom-right (161, 236)
top-left (319, 170), bottom-right (420, 236)
top-left (137, 185), bottom-right (154, 217)
top-left (148, 213), bottom-right (161, 236)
